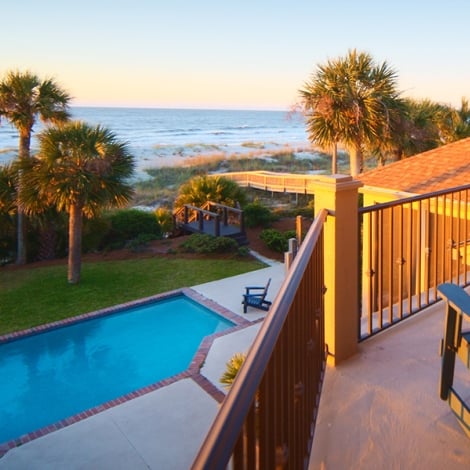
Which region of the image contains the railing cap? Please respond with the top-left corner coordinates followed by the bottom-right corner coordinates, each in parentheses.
top-left (312, 174), bottom-right (363, 192)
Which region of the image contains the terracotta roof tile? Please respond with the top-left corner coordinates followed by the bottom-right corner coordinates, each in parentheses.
top-left (358, 137), bottom-right (470, 193)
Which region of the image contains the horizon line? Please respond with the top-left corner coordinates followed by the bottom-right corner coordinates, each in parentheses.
top-left (70, 102), bottom-right (292, 113)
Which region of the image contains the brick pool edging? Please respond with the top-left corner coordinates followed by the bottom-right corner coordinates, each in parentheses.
top-left (0, 287), bottom-right (255, 457)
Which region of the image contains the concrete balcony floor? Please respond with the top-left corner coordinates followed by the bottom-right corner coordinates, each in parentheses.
top-left (309, 300), bottom-right (470, 469)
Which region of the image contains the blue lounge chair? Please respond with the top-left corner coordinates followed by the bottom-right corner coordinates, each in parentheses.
top-left (242, 278), bottom-right (272, 313)
top-left (437, 283), bottom-right (470, 438)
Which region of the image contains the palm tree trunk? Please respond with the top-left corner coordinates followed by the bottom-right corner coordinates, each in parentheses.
top-left (391, 147), bottom-right (404, 162)
top-left (68, 203), bottom-right (83, 284)
top-left (16, 133), bottom-right (31, 265)
top-left (331, 142), bottom-right (338, 174)
top-left (349, 145), bottom-right (363, 177)
top-left (16, 207), bottom-right (26, 264)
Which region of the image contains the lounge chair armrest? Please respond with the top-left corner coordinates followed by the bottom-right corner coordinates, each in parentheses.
top-left (245, 286), bottom-right (265, 294)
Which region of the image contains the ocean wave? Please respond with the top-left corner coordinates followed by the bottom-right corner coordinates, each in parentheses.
top-left (152, 128), bottom-right (203, 135)
top-left (207, 130), bottom-right (235, 135)
top-left (0, 107), bottom-right (309, 168)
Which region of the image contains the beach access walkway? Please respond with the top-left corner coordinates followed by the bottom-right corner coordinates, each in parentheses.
top-left (213, 170), bottom-right (322, 194)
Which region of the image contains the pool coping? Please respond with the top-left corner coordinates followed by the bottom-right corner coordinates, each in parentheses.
top-left (0, 287), bottom-right (255, 457)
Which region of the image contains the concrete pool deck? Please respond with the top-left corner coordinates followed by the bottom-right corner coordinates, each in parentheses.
top-left (3, 254), bottom-right (470, 469)
top-left (0, 257), bottom-right (285, 469)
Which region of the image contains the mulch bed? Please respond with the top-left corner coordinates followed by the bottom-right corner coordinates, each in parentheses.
top-left (3, 217), bottom-right (314, 270)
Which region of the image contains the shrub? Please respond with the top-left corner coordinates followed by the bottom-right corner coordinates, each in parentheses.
top-left (220, 352), bottom-right (246, 390)
top-left (180, 233), bottom-right (239, 254)
top-left (109, 209), bottom-right (161, 239)
top-left (237, 246), bottom-right (250, 257)
top-left (102, 209), bottom-right (162, 249)
top-left (260, 228), bottom-right (297, 253)
top-left (126, 233), bottom-right (156, 252)
top-left (154, 207), bottom-right (174, 235)
top-left (174, 175), bottom-right (247, 209)
top-left (243, 201), bottom-right (274, 228)
top-left (82, 215), bottom-right (112, 253)
top-left (0, 230), bottom-right (15, 265)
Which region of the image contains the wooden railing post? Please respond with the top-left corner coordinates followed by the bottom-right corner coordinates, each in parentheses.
top-left (198, 210), bottom-right (204, 231)
top-left (296, 215), bottom-right (303, 244)
top-left (312, 175), bottom-right (363, 365)
top-left (223, 207), bottom-right (228, 226)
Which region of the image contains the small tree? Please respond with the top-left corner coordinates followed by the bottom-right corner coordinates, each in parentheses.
top-left (19, 121), bottom-right (135, 284)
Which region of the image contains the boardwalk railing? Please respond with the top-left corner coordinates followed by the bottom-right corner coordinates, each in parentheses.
top-left (204, 201), bottom-right (245, 232)
top-left (192, 209), bottom-right (327, 469)
top-left (215, 170), bottom-right (320, 195)
top-left (173, 201), bottom-right (245, 237)
top-left (359, 183), bottom-right (470, 340)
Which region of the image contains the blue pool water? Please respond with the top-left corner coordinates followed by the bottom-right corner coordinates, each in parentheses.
top-left (0, 295), bottom-right (234, 444)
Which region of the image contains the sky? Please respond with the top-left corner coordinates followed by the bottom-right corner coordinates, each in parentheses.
top-left (1, 0), bottom-right (469, 111)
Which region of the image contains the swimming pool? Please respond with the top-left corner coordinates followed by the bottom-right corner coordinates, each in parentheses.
top-left (0, 290), bottom-right (238, 446)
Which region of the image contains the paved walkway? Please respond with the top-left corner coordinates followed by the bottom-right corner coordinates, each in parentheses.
top-left (0, 260), bottom-right (285, 469)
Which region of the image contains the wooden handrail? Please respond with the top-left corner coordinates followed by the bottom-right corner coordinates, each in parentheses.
top-left (183, 205), bottom-right (218, 217)
top-left (211, 170), bottom-right (322, 195)
top-left (206, 201), bottom-right (243, 214)
top-left (174, 201), bottom-right (245, 236)
top-left (192, 209), bottom-right (328, 468)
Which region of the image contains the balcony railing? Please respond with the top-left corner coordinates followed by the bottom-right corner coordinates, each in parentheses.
top-left (192, 209), bottom-right (327, 469)
top-left (359, 183), bottom-right (470, 340)
top-left (190, 176), bottom-right (470, 467)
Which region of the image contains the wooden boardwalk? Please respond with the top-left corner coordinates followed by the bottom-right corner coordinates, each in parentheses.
top-left (174, 173), bottom-right (321, 243)
top-left (180, 220), bottom-right (242, 238)
top-left (213, 170), bottom-right (322, 195)
top-left (174, 201), bottom-right (247, 244)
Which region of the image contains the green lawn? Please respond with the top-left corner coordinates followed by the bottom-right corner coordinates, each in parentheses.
top-left (0, 257), bottom-right (266, 335)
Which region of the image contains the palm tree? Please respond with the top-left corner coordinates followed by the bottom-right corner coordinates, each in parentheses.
top-left (300, 49), bottom-right (403, 176)
top-left (0, 163), bottom-right (17, 261)
top-left (299, 70), bottom-right (344, 174)
top-left (19, 121), bottom-right (135, 284)
top-left (0, 70), bottom-right (71, 264)
top-left (400, 99), bottom-right (449, 156)
top-left (387, 98), bottom-right (465, 160)
top-left (174, 175), bottom-right (247, 209)
top-left (449, 97), bottom-right (470, 141)
top-left (0, 163), bottom-right (17, 216)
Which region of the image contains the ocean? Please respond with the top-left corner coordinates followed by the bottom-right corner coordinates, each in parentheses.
top-left (0, 107), bottom-right (310, 176)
